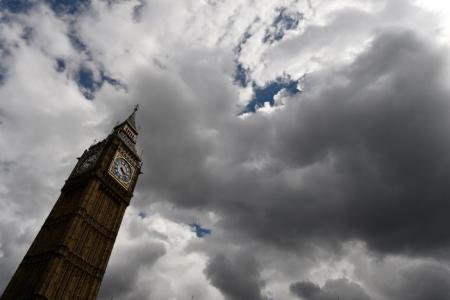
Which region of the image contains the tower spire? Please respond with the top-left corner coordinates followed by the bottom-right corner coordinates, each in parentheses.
top-left (125, 104), bottom-right (139, 130)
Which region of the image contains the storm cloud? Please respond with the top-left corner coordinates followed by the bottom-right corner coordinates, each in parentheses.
top-left (213, 29), bottom-right (450, 256)
top-left (290, 278), bottom-right (372, 300)
top-left (1, 0), bottom-right (450, 299)
top-left (205, 252), bottom-right (265, 300)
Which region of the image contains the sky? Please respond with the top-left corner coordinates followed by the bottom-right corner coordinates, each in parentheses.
top-left (0, 0), bottom-right (450, 299)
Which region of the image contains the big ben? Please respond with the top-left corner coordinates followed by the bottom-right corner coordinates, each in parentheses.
top-left (1, 106), bottom-right (142, 299)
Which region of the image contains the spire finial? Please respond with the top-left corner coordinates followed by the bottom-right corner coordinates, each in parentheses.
top-left (125, 104), bottom-right (139, 130)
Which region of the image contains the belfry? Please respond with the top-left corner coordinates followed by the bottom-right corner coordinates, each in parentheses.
top-left (1, 106), bottom-right (142, 299)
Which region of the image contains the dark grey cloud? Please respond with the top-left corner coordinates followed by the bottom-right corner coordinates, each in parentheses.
top-left (290, 278), bottom-right (372, 300)
top-left (383, 262), bottom-right (450, 300)
top-left (120, 23), bottom-right (450, 299)
top-left (254, 29), bottom-right (450, 256)
top-left (204, 252), bottom-right (265, 300)
top-left (98, 239), bottom-right (166, 300)
top-left (141, 28), bottom-right (450, 256)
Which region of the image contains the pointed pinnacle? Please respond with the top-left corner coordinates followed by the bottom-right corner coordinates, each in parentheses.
top-left (126, 104), bottom-right (139, 129)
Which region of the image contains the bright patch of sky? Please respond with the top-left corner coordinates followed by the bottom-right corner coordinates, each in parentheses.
top-left (415, 0), bottom-right (450, 41)
top-left (242, 77), bottom-right (301, 114)
top-left (0, 0), bottom-right (33, 13)
top-left (47, 0), bottom-right (90, 15)
top-left (232, 6), bottom-right (305, 113)
top-left (76, 67), bottom-right (126, 100)
top-left (0, 0), bottom-right (126, 100)
top-left (1, 0), bottom-right (306, 108)
top-left (0, 0), bottom-right (90, 15)
top-left (263, 7), bottom-right (303, 44)
top-left (189, 221), bottom-right (212, 238)
top-left (234, 63), bottom-right (250, 87)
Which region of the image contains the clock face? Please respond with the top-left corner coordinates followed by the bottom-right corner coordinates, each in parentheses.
top-left (113, 157), bottom-right (132, 183)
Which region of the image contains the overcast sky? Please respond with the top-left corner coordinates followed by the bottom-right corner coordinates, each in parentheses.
top-left (1, 0), bottom-right (450, 299)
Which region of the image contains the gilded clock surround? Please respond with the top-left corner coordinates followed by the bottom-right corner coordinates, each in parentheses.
top-left (108, 147), bottom-right (137, 190)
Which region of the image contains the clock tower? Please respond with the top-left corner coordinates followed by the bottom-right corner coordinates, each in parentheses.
top-left (1, 106), bottom-right (142, 300)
